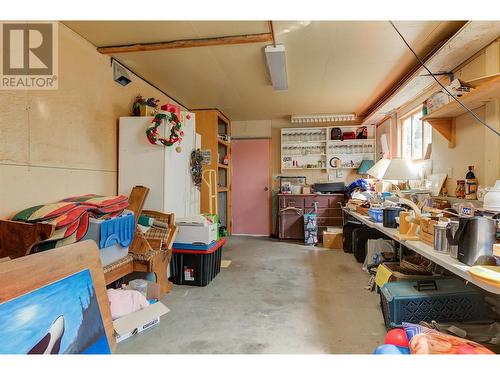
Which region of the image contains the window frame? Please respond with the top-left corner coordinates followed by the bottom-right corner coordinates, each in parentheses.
top-left (398, 106), bottom-right (432, 161)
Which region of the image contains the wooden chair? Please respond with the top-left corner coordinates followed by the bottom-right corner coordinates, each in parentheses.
top-left (103, 186), bottom-right (178, 299)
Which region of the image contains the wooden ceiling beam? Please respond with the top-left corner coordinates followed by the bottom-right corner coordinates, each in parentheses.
top-left (97, 33), bottom-right (273, 54)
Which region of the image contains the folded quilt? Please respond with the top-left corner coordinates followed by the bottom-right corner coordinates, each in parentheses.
top-left (11, 194), bottom-right (129, 253)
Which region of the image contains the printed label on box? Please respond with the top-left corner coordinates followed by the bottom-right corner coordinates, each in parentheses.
top-left (184, 267), bottom-right (195, 281)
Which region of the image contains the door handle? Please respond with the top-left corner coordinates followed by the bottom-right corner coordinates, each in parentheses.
top-left (264, 187), bottom-right (269, 191)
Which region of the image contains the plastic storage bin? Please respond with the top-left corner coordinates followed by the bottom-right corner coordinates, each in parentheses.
top-left (83, 210), bottom-right (135, 249)
top-left (175, 221), bottom-right (218, 245)
top-left (368, 208), bottom-right (383, 223)
top-left (170, 239), bottom-right (225, 286)
top-left (380, 278), bottom-right (490, 329)
top-left (82, 210), bottom-right (135, 267)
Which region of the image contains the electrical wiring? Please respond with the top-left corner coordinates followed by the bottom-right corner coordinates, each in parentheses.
top-left (389, 21), bottom-right (500, 137)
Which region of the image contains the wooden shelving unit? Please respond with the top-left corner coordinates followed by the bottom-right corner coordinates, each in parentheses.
top-left (193, 109), bottom-right (232, 234)
top-left (421, 74), bottom-right (500, 148)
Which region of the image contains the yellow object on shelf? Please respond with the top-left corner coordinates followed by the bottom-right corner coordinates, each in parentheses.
top-left (468, 266), bottom-right (500, 286)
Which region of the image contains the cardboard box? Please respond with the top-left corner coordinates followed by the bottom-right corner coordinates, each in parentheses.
top-left (175, 220), bottom-right (218, 245)
top-left (113, 281), bottom-right (170, 343)
top-left (323, 230), bottom-right (343, 249)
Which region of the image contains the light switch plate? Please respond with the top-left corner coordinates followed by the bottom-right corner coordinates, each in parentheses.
top-left (336, 170), bottom-right (344, 178)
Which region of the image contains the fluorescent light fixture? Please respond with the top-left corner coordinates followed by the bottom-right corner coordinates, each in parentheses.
top-left (265, 44), bottom-right (288, 90)
top-left (290, 113), bottom-right (357, 123)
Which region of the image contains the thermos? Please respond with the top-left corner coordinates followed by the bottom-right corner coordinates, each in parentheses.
top-left (433, 222), bottom-right (450, 253)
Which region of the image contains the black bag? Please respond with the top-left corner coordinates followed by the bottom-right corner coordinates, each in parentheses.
top-left (331, 127), bottom-right (342, 140)
top-left (356, 126), bottom-right (368, 139)
top-left (342, 220), bottom-right (363, 253)
top-left (352, 227), bottom-right (390, 263)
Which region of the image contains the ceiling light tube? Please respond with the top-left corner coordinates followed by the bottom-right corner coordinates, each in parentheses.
top-left (290, 113), bottom-right (356, 123)
top-left (265, 44), bottom-right (288, 91)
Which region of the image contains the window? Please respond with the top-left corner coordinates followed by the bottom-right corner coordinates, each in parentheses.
top-left (399, 108), bottom-right (432, 160)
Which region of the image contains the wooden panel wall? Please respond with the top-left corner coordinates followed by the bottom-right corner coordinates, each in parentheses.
top-left (0, 23), bottom-right (185, 218)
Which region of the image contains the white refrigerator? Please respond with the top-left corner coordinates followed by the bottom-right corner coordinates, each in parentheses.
top-left (118, 112), bottom-right (200, 218)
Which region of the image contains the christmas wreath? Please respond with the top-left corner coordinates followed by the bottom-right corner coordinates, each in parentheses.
top-left (146, 110), bottom-right (184, 147)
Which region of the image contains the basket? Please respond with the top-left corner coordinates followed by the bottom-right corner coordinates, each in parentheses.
top-left (400, 254), bottom-right (434, 275)
top-left (356, 205), bottom-right (370, 216)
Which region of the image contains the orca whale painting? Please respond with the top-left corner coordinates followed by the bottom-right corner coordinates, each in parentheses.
top-left (0, 269), bottom-right (111, 354)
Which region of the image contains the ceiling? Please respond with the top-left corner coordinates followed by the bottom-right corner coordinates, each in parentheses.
top-left (64, 21), bottom-right (466, 121)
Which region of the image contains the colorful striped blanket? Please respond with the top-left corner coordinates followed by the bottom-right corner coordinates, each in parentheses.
top-left (11, 194), bottom-right (129, 253)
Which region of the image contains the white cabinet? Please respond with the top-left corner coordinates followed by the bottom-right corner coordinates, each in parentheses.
top-left (118, 113), bottom-right (200, 217)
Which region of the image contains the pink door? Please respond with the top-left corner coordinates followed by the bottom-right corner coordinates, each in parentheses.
top-left (232, 139), bottom-right (271, 235)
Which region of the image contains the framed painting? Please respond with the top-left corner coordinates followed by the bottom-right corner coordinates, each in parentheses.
top-left (0, 269), bottom-right (110, 354)
top-left (0, 240), bottom-right (115, 353)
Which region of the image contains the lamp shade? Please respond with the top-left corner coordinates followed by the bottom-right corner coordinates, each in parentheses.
top-left (382, 158), bottom-right (420, 181)
top-left (357, 159), bottom-right (375, 174)
top-left (366, 158), bottom-right (390, 180)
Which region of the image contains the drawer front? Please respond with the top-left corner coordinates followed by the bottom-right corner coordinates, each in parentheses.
top-left (304, 208), bottom-right (343, 217)
top-left (279, 196), bottom-right (304, 209)
top-left (329, 195), bottom-right (345, 208)
top-left (304, 196), bottom-right (330, 208)
top-left (316, 217), bottom-right (343, 227)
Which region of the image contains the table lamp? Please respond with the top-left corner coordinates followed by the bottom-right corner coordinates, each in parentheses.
top-left (381, 158), bottom-right (419, 183)
top-left (366, 158), bottom-right (419, 192)
top-left (365, 158), bottom-right (390, 180)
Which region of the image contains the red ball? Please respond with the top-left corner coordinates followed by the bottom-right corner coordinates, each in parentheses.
top-left (384, 329), bottom-right (409, 347)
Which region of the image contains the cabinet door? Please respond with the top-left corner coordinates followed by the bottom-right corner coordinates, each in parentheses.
top-left (328, 195), bottom-right (344, 208)
top-left (279, 211), bottom-right (304, 239)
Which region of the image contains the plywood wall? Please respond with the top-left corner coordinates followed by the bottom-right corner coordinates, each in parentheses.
top-left (0, 23), bottom-right (185, 218)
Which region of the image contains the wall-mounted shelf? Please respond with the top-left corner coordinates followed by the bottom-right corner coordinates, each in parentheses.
top-left (328, 167), bottom-right (358, 170)
top-left (217, 187), bottom-right (228, 192)
top-left (217, 139), bottom-right (230, 147)
top-left (329, 152), bottom-right (375, 156)
top-left (282, 167), bottom-right (327, 171)
top-left (421, 74), bottom-right (500, 148)
top-left (282, 141), bottom-right (327, 145)
top-left (327, 139), bottom-right (375, 143)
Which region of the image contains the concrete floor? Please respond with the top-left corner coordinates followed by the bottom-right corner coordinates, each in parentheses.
top-left (117, 236), bottom-right (387, 354)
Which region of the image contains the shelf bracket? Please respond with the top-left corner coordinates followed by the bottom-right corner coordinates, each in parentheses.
top-left (426, 117), bottom-right (456, 148)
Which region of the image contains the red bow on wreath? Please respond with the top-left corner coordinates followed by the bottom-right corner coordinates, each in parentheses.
top-left (146, 110), bottom-right (184, 147)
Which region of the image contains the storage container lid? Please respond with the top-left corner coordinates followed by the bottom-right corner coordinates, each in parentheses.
top-left (381, 278), bottom-right (478, 299)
